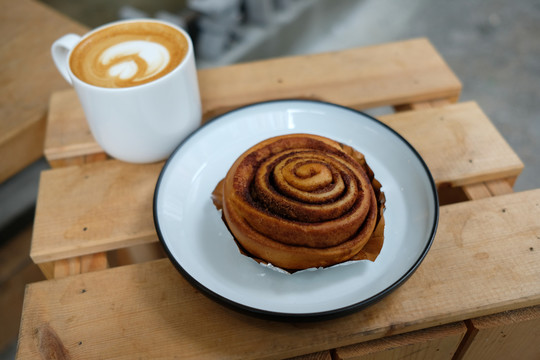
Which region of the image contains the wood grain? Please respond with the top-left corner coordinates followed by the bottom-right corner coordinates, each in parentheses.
top-left (463, 179), bottom-right (515, 201)
top-left (380, 102), bottom-right (523, 187)
top-left (197, 38), bottom-right (461, 118)
top-left (396, 98), bottom-right (520, 204)
top-left (458, 306), bottom-right (540, 360)
top-left (0, 0), bottom-right (88, 183)
top-left (31, 101), bottom-right (523, 265)
top-left (52, 252), bottom-right (109, 279)
top-left (31, 160), bottom-right (164, 263)
top-left (44, 38), bottom-right (462, 165)
top-left (462, 183), bottom-right (493, 200)
top-left (19, 189), bottom-right (540, 359)
top-left (334, 322), bottom-right (466, 360)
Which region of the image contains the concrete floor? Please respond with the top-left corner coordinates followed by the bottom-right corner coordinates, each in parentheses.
top-left (1, 0), bottom-right (539, 358)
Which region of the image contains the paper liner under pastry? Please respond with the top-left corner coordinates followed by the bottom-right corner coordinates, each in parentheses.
top-left (212, 142), bottom-right (386, 274)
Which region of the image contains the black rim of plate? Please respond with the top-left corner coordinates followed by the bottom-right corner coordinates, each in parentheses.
top-left (153, 99), bottom-right (439, 322)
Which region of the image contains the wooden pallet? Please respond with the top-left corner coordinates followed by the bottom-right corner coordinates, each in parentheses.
top-left (18, 38), bottom-right (540, 359)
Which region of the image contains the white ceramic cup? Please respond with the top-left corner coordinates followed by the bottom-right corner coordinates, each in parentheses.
top-left (51, 19), bottom-right (202, 163)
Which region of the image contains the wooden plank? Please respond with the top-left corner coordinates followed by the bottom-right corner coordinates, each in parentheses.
top-left (457, 306), bottom-right (540, 360)
top-left (485, 179), bottom-right (514, 196)
top-left (44, 38), bottom-right (462, 165)
top-left (0, 113), bottom-right (47, 184)
top-left (397, 98), bottom-right (519, 204)
top-left (395, 99), bottom-right (519, 202)
top-left (198, 38), bottom-right (461, 118)
top-left (35, 242), bottom-right (168, 280)
top-left (0, 0), bottom-right (88, 183)
top-left (18, 189), bottom-right (540, 359)
top-left (334, 322), bottom-right (466, 360)
top-left (380, 102), bottom-right (523, 187)
top-left (52, 253), bottom-right (109, 279)
top-left (456, 175), bottom-right (535, 360)
top-left (31, 161), bottom-right (163, 264)
top-left (40, 244), bottom-right (161, 280)
top-left (462, 183), bottom-right (492, 200)
top-left (31, 101), bottom-right (524, 264)
top-left (463, 179), bottom-right (514, 201)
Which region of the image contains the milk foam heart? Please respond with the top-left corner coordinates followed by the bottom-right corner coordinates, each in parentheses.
top-left (69, 21), bottom-right (188, 88)
top-left (100, 40), bottom-right (170, 81)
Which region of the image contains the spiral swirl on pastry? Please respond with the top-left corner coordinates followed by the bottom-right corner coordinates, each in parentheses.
top-left (220, 134), bottom-right (380, 270)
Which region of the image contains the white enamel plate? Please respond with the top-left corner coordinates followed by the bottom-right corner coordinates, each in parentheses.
top-left (153, 100), bottom-right (439, 321)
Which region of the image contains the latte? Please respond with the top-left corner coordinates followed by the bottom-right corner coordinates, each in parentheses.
top-left (70, 21), bottom-right (189, 88)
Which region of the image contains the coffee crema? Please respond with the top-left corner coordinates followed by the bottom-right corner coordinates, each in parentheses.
top-left (70, 21), bottom-right (188, 88)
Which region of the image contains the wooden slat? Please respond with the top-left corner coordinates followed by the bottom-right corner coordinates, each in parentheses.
top-left (38, 243), bottom-right (164, 280)
top-left (198, 38), bottom-right (461, 118)
top-left (31, 101), bottom-right (523, 265)
top-left (0, 0), bottom-right (88, 183)
top-left (457, 306), bottom-right (540, 360)
top-left (52, 253), bottom-right (109, 279)
top-left (399, 99), bottom-right (519, 204)
top-left (334, 322), bottom-right (467, 360)
top-left (18, 189), bottom-right (540, 359)
top-left (463, 179), bottom-right (514, 201)
top-left (380, 102), bottom-right (523, 188)
top-left (462, 183), bottom-right (493, 200)
top-left (38, 239), bottom-right (165, 280)
top-left (31, 161), bottom-right (163, 264)
top-left (485, 179), bottom-right (514, 196)
top-left (44, 38), bottom-right (462, 165)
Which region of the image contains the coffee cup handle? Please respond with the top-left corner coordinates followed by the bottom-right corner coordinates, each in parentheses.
top-left (51, 34), bottom-right (81, 85)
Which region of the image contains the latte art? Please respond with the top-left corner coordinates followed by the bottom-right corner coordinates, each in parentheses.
top-left (70, 21), bottom-right (188, 88)
top-left (100, 41), bottom-right (170, 82)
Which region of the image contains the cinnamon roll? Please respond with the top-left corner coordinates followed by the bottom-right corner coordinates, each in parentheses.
top-left (213, 134), bottom-right (385, 271)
